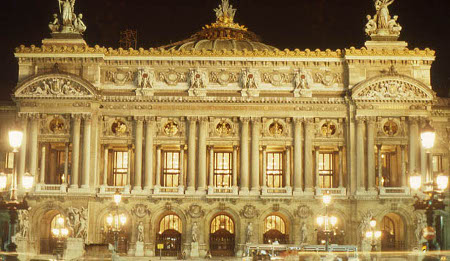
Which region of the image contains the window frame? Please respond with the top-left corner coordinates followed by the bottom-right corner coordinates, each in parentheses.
top-left (266, 152), bottom-right (284, 188)
top-left (213, 151), bottom-right (233, 188)
top-left (162, 151), bottom-right (181, 187)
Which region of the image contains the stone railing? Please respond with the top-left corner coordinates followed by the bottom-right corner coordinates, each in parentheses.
top-left (315, 187), bottom-right (347, 197)
top-left (261, 186), bottom-right (292, 197)
top-left (379, 187), bottom-right (410, 198)
top-left (98, 185), bottom-right (130, 194)
top-left (35, 184), bottom-right (67, 194)
top-left (207, 186), bottom-right (239, 196)
top-left (153, 185), bottom-right (184, 196)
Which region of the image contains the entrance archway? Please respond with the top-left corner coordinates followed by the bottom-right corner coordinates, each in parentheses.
top-left (209, 214), bottom-right (235, 256)
top-left (155, 214), bottom-right (182, 257)
top-left (263, 215), bottom-right (288, 244)
top-left (39, 211), bottom-right (65, 254)
top-left (381, 213), bottom-right (405, 251)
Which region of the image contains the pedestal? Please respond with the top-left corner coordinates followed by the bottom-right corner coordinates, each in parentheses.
top-left (15, 237), bottom-right (34, 261)
top-left (135, 242), bottom-right (144, 257)
top-left (65, 237), bottom-right (85, 260)
top-left (190, 242), bottom-right (199, 258)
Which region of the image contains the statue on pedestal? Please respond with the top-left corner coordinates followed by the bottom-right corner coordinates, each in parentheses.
top-left (365, 0), bottom-right (402, 40)
top-left (49, 0), bottom-right (87, 34)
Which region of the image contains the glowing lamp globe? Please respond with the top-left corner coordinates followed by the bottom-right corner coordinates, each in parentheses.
top-left (366, 231), bottom-right (373, 238)
top-left (113, 190), bottom-right (122, 205)
top-left (106, 215), bottom-right (113, 226)
top-left (375, 231), bottom-right (382, 239)
top-left (61, 228), bottom-right (69, 237)
top-left (22, 172), bottom-right (34, 190)
top-left (0, 172), bottom-right (7, 189)
top-left (52, 228), bottom-right (60, 236)
top-left (120, 214), bottom-right (127, 225)
top-left (316, 216), bottom-right (324, 226)
top-left (330, 216), bottom-right (338, 226)
top-left (9, 130), bottom-right (23, 151)
top-left (410, 175), bottom-right (422, 190)
top-left (323, 194), bottom-right (331, 205)
top-left (370, 218), bottom-right (377, 228)
top-left (436, 175), bottom-right (449, 191)
top-left (420, 121), bottom-right (435, 150)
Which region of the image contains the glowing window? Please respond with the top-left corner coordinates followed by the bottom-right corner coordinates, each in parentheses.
top-left (318, 153), bottom-right (334, 188)
top-left (266, 152), bottom-right (283, 188)
top-left (159, 214), bottom-right (182, 233)
top-left (163, 152), bottom-right (180, 187)
top-left (113, 151), bottom-right (128, 186)
top-left (210, 214), bottom-right (234, 234)
top-left (264, 215), bottom-right (286, 234)
top-left (214, 152), bottom-right (232, 187)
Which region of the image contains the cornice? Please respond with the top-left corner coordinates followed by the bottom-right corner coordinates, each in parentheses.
top-left (345, 47), bottom-right (435, 59)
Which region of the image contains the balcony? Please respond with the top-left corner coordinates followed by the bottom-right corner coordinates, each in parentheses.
top-left (315, 187), bottom-right (347, 198)
top-left (379, 187), bottom-right (410, 198)
top-left (98, 185), bottom-right (130, 195)
top-left (261, 186), bottom-right (292, 197)
top-left (153, 185), bottom-right (184, 197)
top-left (35, 184), bottom-right (67, 194)
top-left (207, 186), bottom-right (239, 197)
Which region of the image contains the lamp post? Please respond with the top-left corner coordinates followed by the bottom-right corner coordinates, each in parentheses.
top-left (106, 190), bottom-right (127, 253)
top-left (365, 218), bottom-right (382, 252)
top-left (410, 120), bottom-right (448, 251)
top-left (316, 194), bottom-right (337, 252)
top-left (51, 216), bottom-right (69, 260)
top-left (0, 128), bottom-right (34, 259)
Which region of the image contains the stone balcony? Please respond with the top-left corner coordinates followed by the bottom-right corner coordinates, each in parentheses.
top-left (379, 187), bottom-right (411, 198)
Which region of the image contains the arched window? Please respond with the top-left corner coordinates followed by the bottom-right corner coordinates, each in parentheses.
top-left (264, 215), bottom-right (286, 233)
top-left (211, 214), bottom-right (234, 234)
top-left (159, 214), bottom-right (182, 233)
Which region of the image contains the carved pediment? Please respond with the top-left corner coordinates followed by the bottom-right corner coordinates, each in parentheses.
top-left (14, 73), bottom-right (97, 99)
top-left (352, 74), bottom-right (434, 102)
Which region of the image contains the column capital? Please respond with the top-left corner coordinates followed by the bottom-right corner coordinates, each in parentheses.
top-left (71, 114), bottom-right (83, 120)
top-left (366, 116), bottom-right (377, 124)
top-left (261, 145), bottom-right (267, 151)
top-left (208, 145), bottom-right (214, 150)
top-left (408, 116), bottom-right (420, 124)
top-left (187, 116), bottom-right (198, 122)
top-left (181, 144), bottom-right (187, 150)
top-left (82, 113), bottom-right (92, 121)
top-left (134, 116), bottom-right (145, 122)
top-left (304, 118), bottom-right (314, 124)
top-left (240, 117), bottom-right (250, 123)
top-left (156, 145), bottom-right (162, 150)
top-left (293, 117), bottom-right (304, 124)
top-left (144, 116), bottom-right (156, 122)
top-left (250, 117), bottom-right (261, 123)
top-left (285, 146), bottom-right (291, 151)
top-left (355, 116), bottom-right (366, 123)
top-left (314, 146), bottom-right (321, 151)
top-left (233, 145), bottom-right (239, 151)
top-left (198, 116), bottom-right (209, 122)
top-left (376, 144), bottom-right (382, 149)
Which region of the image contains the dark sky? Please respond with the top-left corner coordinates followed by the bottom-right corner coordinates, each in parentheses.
top-left (1, 0), bottom-right (449, 100)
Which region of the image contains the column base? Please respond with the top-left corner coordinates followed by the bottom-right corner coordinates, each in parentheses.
top-left (250, 188), bottom-right (260, 195)
top-left (132, 187), bottom-right (148, 195)
top-left (195, 188), bottom-right (207, 195)
top-left (303, 188), bottom-right (315, 196)
top-left (143, 186), bottom-right (154, 194)
top-left (293, 188), bottom-right (304, 196)
top-left (186, 187), bottom-right (196, 195)
top-left (124, 185), bottom-right (131, 194)
top-left (239, 188), bottom-right (249, 195)
top-left (80, 184), bottom-right (89, 189)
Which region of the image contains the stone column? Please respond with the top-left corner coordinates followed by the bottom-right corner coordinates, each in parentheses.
top-left (240, 117), bottom-right (250, 194)
top-left (197, 118), bottom-right (207, 192)
top-left (64, 143), bottom-right (69, 184)
top-left (250, 118), bottom-right (260, 194)
top-left (367, 118), bottom-right (376, 192)
top-left (134, 117), bottom-right (144, 191)
top-left (179, 145), bottom-right (185, 188)
top-left (338, 146), bottom-right (344, 188)
top-left (420, 142), bottom-right (427, 182)
top-left (315, 146), bottom-right (320, 188)
top-left (70, 115), bottom-right (81, 189)
top-left (401, 145), bottom-right (406, 187)
top-left (81, 115), bottom-right (91, 189)
top-left (126, 145), bottom-right (132, 187)
top-left (209, 146), bottom-right (214, 188)
top-left (103, 145), bottom-right (109, 186)
top-left (304, 119), bottom-right (314, 194)
top-left (232, 146), bottom-right (238, 187)
top-left (18, 116), bottom-right (28, 190)
top-left (377, 145), bottom-right (383, 187)
top-left (285, 146), bottom-right (291, 188)
top-left (408, 117), bottom-right (419, 179)
top-left (39, 144), bottom-right (46, 184)
top-left (262, 146), bottom-right (267, 188)
top-left (187, 117), bottom-right (197, 192)
top-left (29, 116), bottom-right (39, 178)
top-left (293, 118), bottom-right (303, 194)
top-left (356, 117), bottom-right (365, 192)
top-left (144, 118), bottom-right (155, 190)
top-left (156, 146), bottom-right (162, 187)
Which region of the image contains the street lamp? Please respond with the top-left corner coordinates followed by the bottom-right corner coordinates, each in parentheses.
top-left (365, 218), bottom-right (382, 252)
top-left (0, 127), bottom-right (34, 257)
top-left (51, 216), bottom-right (69, 260)
top-left (410, 120), bottom-right (448, 251)
top-left (316, 193), bottom-right (337, 252)
top-left (106, 190), bottom-right (127, 253)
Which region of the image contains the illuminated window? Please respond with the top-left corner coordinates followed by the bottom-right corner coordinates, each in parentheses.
top-left (163, 152), bottom-right (180, 187)
top-left (214, 152), bottom-right (232, 187)
top-left (264, 215), bottom-right (286, 234)
top-left (113, 151), bottom-right (128, 186)
top-left (56, 151), bottom-right (71, 184)
top-left (159, 214), bottom-right (182, 233)
top-left (318, 153), bottom-right (334, 188)
top-left (432, 155), bottom-right (442, 173)
top-left (211, 214), bottom-right (234, 234)
top-left (50, 214), bottom-right (66, 233)
top-left (267, 152), bottom-right (283, 188)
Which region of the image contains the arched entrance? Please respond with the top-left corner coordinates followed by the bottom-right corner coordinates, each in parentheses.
top-left (209, 214), bottom-right (235, 256)
top-left (381, 213), bottom-right (405, 251)
top-left (39, 211), bottom-right (65, 254)
top-left (155, 214), bottom-right (182, 257)
top-left (263, 215), bottom-right (288, 244)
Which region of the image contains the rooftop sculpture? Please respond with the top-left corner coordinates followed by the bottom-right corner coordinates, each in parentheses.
top-left (365, 0), bottom-right (402, 41)
top-left (49, 0), bottom-right (86, 35)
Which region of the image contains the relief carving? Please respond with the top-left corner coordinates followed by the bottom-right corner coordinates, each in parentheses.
top-left (158, 69), bottom-right (187, 86)
top-left (131, 204), bottom-right (150, 218)
top-left (295, 205), bottom-right (312, 219)
top-left (188, 204), bottom-right (205, 218)
top-left (262, 71), bottom-right (290, 86)
top-left (105, 69), bottom-right (134, 85)
top-left (19, 78), bottom-right (91, 97)
top-left (240, 204), bottom-right (259, 219)
top-left (357, 80), bottom-right (428, 100)
top-left (314, 70), bottom-right (342, 87)
top-left (209, 70), bottom-right (238, 86)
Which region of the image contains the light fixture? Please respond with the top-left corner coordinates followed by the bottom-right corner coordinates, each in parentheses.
top-left (106, 215), bottom-right (113, 226)
top-left (8, 130), bottom-right (23, 152)
top-left (22, 172), bottom-right (34, 190)
top-left (420, 120), bottom-right (435, 150)
top-left (316, 216), bottom-right (324, 226)
top-left (374, 231), bottom-right (382, 238)
top-left (436, 175), bottom-right (449, 191)
top-left (322, 194), bottom-right (331, 205)
top-left (330, 216), bottom-right (338, 227)
top-left (409, 175), bottom-right (422, 190)
top-left (369, 218), bottom-right (377, 228)
top-left (0, 172), bottom-right (7, 190)
top-left (113, 190), bottom-right (122, 205)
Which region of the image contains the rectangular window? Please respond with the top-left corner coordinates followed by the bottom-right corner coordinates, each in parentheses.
top-left (214, 152), bottom-right (232, 187)
top-left (381, 152), bottom-right (392, 187)
top-left (432, 155), bottom-right (442, 173)
top-left (267, 152), bottom-right (283, 188)
top-left (319, 153), bottom-right (334, 188)
top-left (113, 151), bottom-right (128, 186)
top-left (163, 151), bottom-right (180, 187)
top-left (56, 151), bottom-right (71, 184)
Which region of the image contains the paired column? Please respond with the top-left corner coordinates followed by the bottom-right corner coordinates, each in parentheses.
top-left (156, 146), bottom-right (162, 187)
top-left (29, 115), bottom-right (39, 178)
top-left (18, 116), bottom-right (28, 190)
top-left (64, 143), bottom-right (69, 184)
top-left (408, 117), bottom-right (419, 179)
top-left (208, 146), bottom-right (214, 188)
top-left (367, 118), bottom-right (376, 191)
top-left (197, 118), bottom-right (208, 192)
top-left (179, 145), bottom-right (185, 187)
top-left (70, 115), bottom-right (81, 189)
top-left (356, 117), bottom-right (365, 192)
top-left (250, 118), bottom-right (260, 193)
top-left (304, 119), bottom-right (314, 193)
top-left (285, 147), bottom-right (291, 188)
top-left (133, 117), bottom-right (144, 191)
top-left (338, 146), bottom-right (344, 188)
top-left (187, 117), bottom-right (197, 192)
top-left (126, 145), bottom-right (132, 187)
top-left (103, 145), bottom-right (109, 186)
top-left (144, 118), bottom-right (155, 190)
top-left (293, 118), bottom-right (303, 193)
top-left (81, 115), bottom-right (91, 189)
top-left (262, 146), bottom-right (267, 187)
top-left (314, 146), bottom-right (320, 188)
top-left (232, 146), bottom-right (238, 187)
top-left (401, 145), bottom-right (407, 186)
top-left (240, 118), bottom-right (250, 193)
top-left (39, 144), bottom-right (46, 184)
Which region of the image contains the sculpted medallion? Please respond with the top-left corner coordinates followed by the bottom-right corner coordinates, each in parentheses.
top-left (188, 204), bottom-right (205, 218)
top-left (163, 121), bottom-right (179, 136)
top-left (269, 121), bottom-right (284, 136)
top-left (314, 70), bottom-right (342, 87)
top-left (296, 205), bottom-right (312, 219)
top-left (159, 69), bottom-right (186, 86)
top-left (240, 204), bottom-right (259, 219)
top-left (320, 121), bottom-right (337, 137)
top-left (131, 204), bottom-right (150, 218)
top-left (105, 70), bottom-right (133, 85)
top-left (49, 117), bottom-right (66, 134)
top-left (262, 71), bottom-right (290, 86)
top-left (216, 120), bottom-right (232, 136)
top-left (383, 120), bottom-right (399, 136)
top-left (111, 120), bottom-right (127, 135)
top-left (210, 70), bottom-right (238, 86)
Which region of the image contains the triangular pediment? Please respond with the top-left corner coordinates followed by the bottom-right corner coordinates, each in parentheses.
top-left (14, 73), bottom-right (97, 99)
top-left (351, 74), bottom-right (435, 102)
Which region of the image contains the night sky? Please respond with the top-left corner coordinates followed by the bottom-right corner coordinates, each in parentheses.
top-left (1, 0), bottom-right (449, 101)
